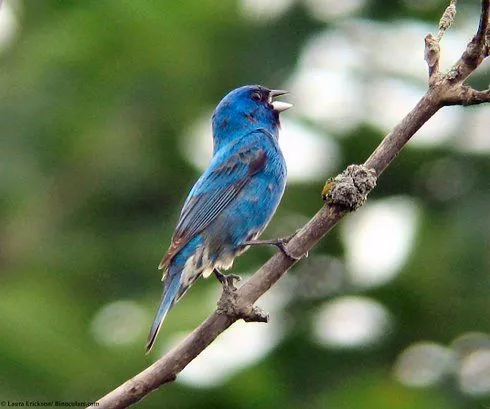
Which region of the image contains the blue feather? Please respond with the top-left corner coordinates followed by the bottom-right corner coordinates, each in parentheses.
top-left (146, 268), bottom-right (182, 352)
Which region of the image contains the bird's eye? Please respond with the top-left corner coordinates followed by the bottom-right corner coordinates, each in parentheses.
top-left (251, 92), bottom-right (262, 102)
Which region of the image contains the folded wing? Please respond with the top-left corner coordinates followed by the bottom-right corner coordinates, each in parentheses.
top-left (158, 134), bottom-right (268, 272)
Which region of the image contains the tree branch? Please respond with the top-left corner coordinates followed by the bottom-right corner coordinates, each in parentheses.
top-left (446, 0), bottom-right (489, 83)
top-left (88, 1), bottom-right (490, 408)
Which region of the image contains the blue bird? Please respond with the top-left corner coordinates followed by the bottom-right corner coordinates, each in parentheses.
top-left (146, 85), bottom-right (292, 352)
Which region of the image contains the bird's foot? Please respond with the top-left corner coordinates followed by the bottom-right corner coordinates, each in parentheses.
top-left (214, 269), bottom-right (241, 291)
top-left (215, 269), bottom-right (269, 323)
top-left (272, 240), bottom-right (302, 260)
top-left (243, 235), bottom-right (302, 260)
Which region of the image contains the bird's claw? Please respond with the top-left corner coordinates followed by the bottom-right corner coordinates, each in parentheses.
top-left (214, 269), bottom-right (241, 291)
top-left (273, 240), bottom-right (301, 260)
top-left (243, 231), bottom-right (304, 260)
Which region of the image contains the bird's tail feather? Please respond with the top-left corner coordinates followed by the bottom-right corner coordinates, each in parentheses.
top-left (146, 273), bottom-right (181, 353)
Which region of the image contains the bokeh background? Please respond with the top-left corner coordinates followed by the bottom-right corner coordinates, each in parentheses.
top-left (1, 0), bottom-right (490, 408)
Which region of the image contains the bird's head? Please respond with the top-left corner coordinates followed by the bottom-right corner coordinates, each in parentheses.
top-left (211, 85), bottom-right (292, 152)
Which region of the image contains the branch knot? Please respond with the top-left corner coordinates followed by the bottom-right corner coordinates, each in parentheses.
top-left (322, 164), bottom-right (377, 211)
top-left (216, 283), bottom-right (269, 323)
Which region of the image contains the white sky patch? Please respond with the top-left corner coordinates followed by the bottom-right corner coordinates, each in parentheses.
top-left (366, 78), bottom-right (461, 146)
top-left (181, 112), bottom-right (214, 171)
top-left (365, 20), bottom-right (429, 80)
top-left (239, 0), bottom-right (295, 23)
top-left (354, 19), bottom-right (471, 81)
top-left (289, 18), bottom-right (477, 144)
top-left (412, 106), bottom-right (463, 147)
top-left (297, 30), bottom-right (362, 75)
top-left (451, 333), bottom-right (490, 396)
top-left (181, 112), bottom-right (337, 184)
top-left (394, 342), bottom-right (455, 388)
top-left (174, 284), bottom-right (287, 387)
top-left (279, 117), bottom-right (340, 182)
top-left (176, 319), bottom-right (283, 387)
top-left (288, 67), bottom-right (364, 133)
top-left (304, 0), bottom-right (366, 21)
top-left (91, 300), bottom-right (147, 346)
top-left (0, 0), bottom-right (20, 54)
top-left (341, 196), bottom-right (420, 288)
top-left (454, 105), bottom-right (490, 153)
top-left (459, 350), bottom-right (490, 396)
top-left (366, 78), bottom-right (424, 131)
top-left (312, 296), bottom-right (391, 348)
top-left (451, 332), bottom-right (490, 358)
top-left (330, 18), bottom-right (473, 81)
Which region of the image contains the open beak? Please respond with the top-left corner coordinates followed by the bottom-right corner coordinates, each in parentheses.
top-left (269, 89), bottom-right (293, 113)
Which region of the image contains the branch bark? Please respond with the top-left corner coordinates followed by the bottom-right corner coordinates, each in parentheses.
top-left (89, 1), bottom-right (490, 408)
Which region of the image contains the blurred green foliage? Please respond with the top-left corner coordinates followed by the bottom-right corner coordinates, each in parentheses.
top-left (1, 1), bottom-right (490, 408)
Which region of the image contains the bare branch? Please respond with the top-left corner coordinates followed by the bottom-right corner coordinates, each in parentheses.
top-left (88, 1), bottom-right (490, 408)
top-left (449, 85), bottom-right (490, 105)
top-left (449, 0), bottom-right (489, 82)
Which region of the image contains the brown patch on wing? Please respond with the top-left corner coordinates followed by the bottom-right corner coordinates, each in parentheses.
top-left (158, 195), bottom-right (201, 273)
top-left (248, 150), bottom-right (266, 175)
top-left (158, 235), bottom-right (187, 273)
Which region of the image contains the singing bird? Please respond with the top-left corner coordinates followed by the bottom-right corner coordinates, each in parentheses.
top-left (146, 85), bottom-right (292, 352)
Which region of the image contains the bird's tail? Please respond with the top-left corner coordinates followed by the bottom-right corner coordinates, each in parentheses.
top-left (146, 272), bottom-right (181, 353)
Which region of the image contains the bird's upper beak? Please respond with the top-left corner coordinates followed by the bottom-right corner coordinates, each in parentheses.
top-left (269, 89), bottom-right (293, 113)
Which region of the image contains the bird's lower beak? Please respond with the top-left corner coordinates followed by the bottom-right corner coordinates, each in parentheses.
top-left (270, 89), bottom-right (293, 113)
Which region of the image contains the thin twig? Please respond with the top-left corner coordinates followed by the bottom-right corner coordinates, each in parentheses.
top-left (436, 0), bottom-right (457, 41)
top-left (88, 1), bottom-right (490, 408)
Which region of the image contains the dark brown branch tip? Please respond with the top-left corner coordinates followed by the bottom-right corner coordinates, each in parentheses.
top-left (425, 33), bottom-right (441, 79)
top-left (323, 164), bottom-right (377, 211)
top-left (243, 306), bottom-right (269, 323)
top-left (424, 34), bottom-right (439, 66)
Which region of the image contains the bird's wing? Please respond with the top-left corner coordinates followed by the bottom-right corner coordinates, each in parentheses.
top-left (158, 135), bottom-right (268, 271)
